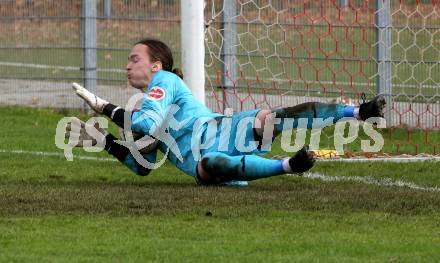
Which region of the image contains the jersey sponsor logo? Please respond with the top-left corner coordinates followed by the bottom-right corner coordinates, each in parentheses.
top-left (147, 86), bottom-right (165, 100)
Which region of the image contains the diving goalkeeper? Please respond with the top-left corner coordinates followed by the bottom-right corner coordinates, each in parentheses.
top-left (66, 38), bottom-right (386, 185)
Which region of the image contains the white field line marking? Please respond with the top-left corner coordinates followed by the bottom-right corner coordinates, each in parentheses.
top-left (317, 156), bottom-right (440, 162)
top-left (0, 61), bottom-right (125, 73)
top-left (0, 149), bottom-right (116, 162)
top-left (302, 172), bottom-right (440, 193)
top-left (2, 149), bottom-right (440, 163)
top-left (1, 149), bottom-right (439, 192)
top-left (2, 148), bottom-right (440, 163)
top-left (2, 61), bottom-right (439, 89)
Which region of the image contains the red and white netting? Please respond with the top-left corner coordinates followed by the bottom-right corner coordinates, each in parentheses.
top-left (204, 0), bottom-right (440, 158)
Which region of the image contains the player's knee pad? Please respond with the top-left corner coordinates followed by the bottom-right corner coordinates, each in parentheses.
top-left (199, 152), bottom-right (244, 184)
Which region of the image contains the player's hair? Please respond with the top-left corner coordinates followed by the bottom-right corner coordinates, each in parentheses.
top-left (135, 38), bottom-right (184, 79)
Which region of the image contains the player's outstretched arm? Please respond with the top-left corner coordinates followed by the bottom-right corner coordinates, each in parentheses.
top-left (72, 82), bottom-right (134, 130)
top-left (65, 117), bottom-right (154, 176)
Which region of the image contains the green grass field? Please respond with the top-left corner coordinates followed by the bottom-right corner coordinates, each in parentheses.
top-left (0, 106), bottom-right (439, 262)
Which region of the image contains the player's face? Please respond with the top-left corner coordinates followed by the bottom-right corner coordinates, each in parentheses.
top-left (126, 44), bottom-right (161, 90)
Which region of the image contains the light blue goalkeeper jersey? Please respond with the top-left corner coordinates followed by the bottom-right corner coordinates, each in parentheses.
top-left (120, 70), bottom-right (353, 183)
top-left (128, 70), bottom-right (222, 176)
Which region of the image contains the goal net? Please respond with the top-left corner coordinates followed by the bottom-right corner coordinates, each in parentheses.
top-left (204, 0), bottom-right (440, 158)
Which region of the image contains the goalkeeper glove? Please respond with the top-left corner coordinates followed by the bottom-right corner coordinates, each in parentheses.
top-left (65, 117), bottom-right (107, 148)
top-left (72, 82), bottom-right (109, 113)
top-left (64, 117), bottom-right (159, 154)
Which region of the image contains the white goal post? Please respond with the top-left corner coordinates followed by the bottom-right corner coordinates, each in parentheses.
top-left (181, 0), bottom-right (206, 105)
